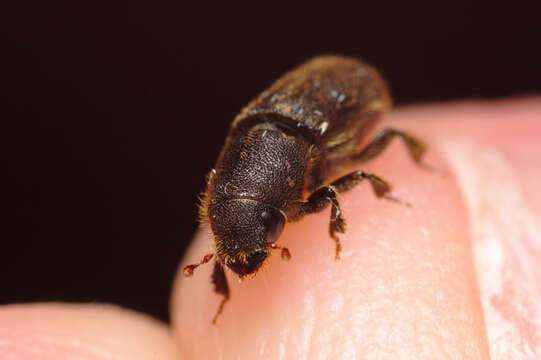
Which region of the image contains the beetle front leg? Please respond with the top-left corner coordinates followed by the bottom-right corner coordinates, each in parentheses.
top-left (298, 170), bottom-right (395, 259)
top-left (300, 186), bottom-right (346, 259)
top-left (211, 261), bottom-right (230, 325)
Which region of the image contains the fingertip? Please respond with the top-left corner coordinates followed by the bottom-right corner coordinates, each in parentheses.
top-left (171, 122), bottom-right (489, 358)
top-left (0, 303), bottom-right (180, 360)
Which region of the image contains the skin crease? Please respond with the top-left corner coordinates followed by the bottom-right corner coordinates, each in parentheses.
top-left (1, 97), bottom-right (540, 359)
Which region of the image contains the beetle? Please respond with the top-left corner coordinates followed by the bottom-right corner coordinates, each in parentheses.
top-left (183, 55), bottom-right (426, 324)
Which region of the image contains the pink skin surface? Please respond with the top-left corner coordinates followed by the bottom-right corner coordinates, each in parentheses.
top-left (1, 97), bottom-right (540, 359)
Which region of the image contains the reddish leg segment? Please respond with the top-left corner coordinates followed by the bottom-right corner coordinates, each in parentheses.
top-left (183, 253), bottom-right (214, 277)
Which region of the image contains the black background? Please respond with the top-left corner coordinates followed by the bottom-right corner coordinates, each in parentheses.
top-left (3, 1), bottom-right (540, 322)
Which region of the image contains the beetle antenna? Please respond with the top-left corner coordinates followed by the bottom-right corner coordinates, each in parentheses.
top-left (267, 242), bottom-right (292, 261)
top-left (183, 253), bottom-right (214, 277)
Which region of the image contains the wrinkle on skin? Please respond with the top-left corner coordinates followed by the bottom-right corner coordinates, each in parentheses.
top-left (445, 142), bottom-right (541, 359)
top-left (396, 97), bottom-right (541, 359)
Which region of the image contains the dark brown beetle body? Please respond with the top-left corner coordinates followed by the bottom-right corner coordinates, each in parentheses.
top-left (184, 56), bottom-right (426, 324)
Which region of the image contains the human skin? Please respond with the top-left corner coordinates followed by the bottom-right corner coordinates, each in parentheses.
top-left (1, 97), bottom-right (540, 359)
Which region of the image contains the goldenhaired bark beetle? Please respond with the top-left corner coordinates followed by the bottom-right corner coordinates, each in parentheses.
top-left (183, 56), bottom-right (426, 324)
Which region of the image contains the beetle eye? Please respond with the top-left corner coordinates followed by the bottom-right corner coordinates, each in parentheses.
top-left (261, 209), bottom-right (285, 244)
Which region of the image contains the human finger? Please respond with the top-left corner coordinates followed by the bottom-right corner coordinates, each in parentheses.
top-left (171, 102), bottom-right (493, 358)
top-left (0, 303), bottom-right (181, 359)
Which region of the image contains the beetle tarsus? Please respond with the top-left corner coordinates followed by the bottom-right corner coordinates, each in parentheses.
top-left (295, 169), bottom-right (405, 259)
top-left (211, 261), bottom-right (230, 325)
top-left (353, 127), bottom-right (426, 165)
top-left (383, 193), bottom-right (412, 207)
top-left (331, 170), bottom-right (412, 207)
top-left (212, 297), bottom-right (229, 325)
top-left (297, 185), bottom-right (347, 258)
top-left (331, 170), bottom-right (392, 197)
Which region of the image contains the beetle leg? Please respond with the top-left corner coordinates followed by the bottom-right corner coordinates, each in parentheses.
top-left (332, 170), bottom-right (390, 195)
top-left (299, 186), bottom-right (345, 259)
top-left (353, 127), bottom-right (426, 165)
top-left (211, 261), bottom-right (230, 325)
top-left (331, 170), bottom-right (409, 206)
top-left (299, 170), bottom-right (399, 259)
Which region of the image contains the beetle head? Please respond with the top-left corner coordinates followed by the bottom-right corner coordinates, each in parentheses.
top-left (209, 199), bottom-right (285, 277)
